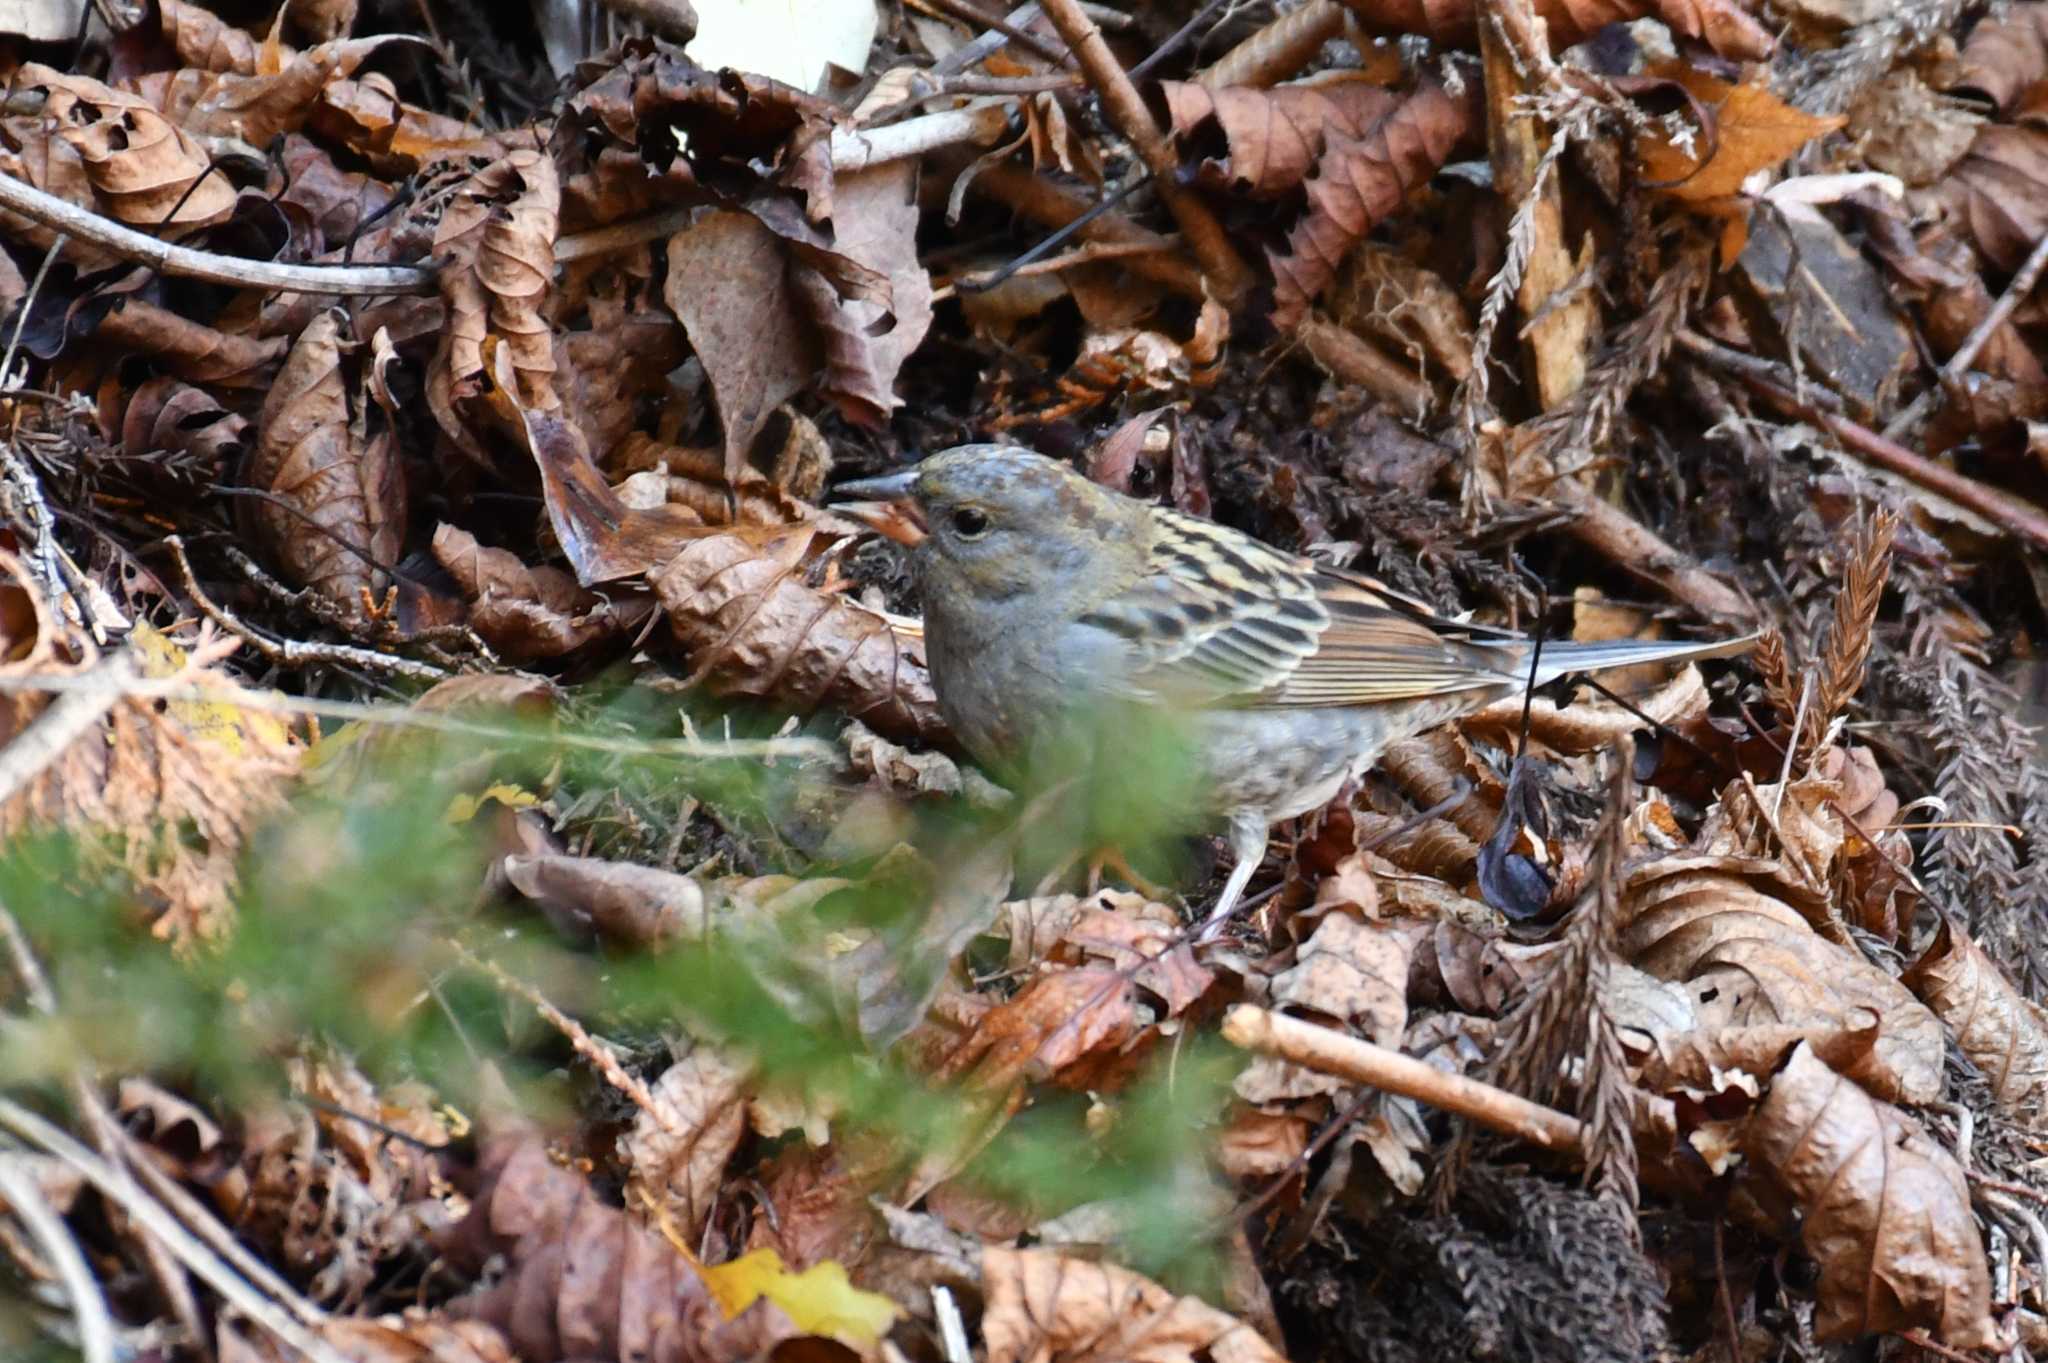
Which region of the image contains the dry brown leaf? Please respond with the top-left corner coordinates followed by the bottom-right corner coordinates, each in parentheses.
top-left (117, 376), bottom-right (250, 470)
top-left (243, 309), bottom-right (406, 616)
top-left (746, 1143), bottom-right (880, 1270)
top-left (221, 1317), bottom-right (516, 1363)
top-left (651, 527), bottom-right (946, 744)
top-left (94, 299), bottom-right (288, 390)
top-left (609, 432), bottom-right (817, 526)
top-left (311, 74), bottom-right (503, 174)
top-left (431, 524), bottom-right (634, 661)
top-left (556, 285), bottom-right (690, 460)
top-left (1266, 911), bottom-right (1408, 1046)
top-left (665, 209), bottom-right (820, 480)
top-left (981, 1246), bottom-right (1287, 1363)
top-left (621, 1048), bottom-right (753, 1241)
top-left (1160, 76), bottom-right (1402, 199)
top-left (1345, 0), bottom-right (1772, 58)
top-left (430, 146), bottom-right (562, 448)
top-left (1936, 122), bottom-right (2048, 272)
top-left (1621, 853), bottom-right (1944, 1104)
top-left (17, 64), bottom-right (237, 230)
top-left (1953, 2), bottom-right (2048, 113)
top-left (1744, 1043), bottom-right (1994, 1347)
top-left (934, 966), bottom-right (1140, 1094)
top-left (126, 34), bottom-right (411, 146)
top-left (500, 851), bottom-right (712, 948)
top-left (1637, 66), bottom-right (1846, 204)
top-left (997, 891), bottom-right (1215, 1018)
top-left (498, 355), bottom-right (710, 584)
top-left (0, 565), bottom-right (299, 944)
top-left (795, 161), bottom-right (929, 435)
top-left (1269, 79), bottom-right (1480, 330)
top-left (434, 1136), bottom-right (815, 1363)
top-left (1903, 917), bottom-right (2048, 1123)
top-left (156, 0), bottom-right (275, 74)
top-left (291, 0), bottom-right (358, 43)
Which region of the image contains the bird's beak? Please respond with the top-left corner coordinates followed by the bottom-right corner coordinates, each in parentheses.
top-left (830, 469), bottom-right (927, 547)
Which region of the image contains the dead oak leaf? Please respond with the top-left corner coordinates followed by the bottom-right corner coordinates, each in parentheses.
top-left (17, 63), bottom-right (237, 230)
top-left (1637, 65), bottom-right (1846, 204)
top-left (430, 146), bottom-right (562, 451)
top-left (243, 309), bottom-right (406, 618)
top-left (1160, 76), bottom-right (1402, 199)
top-left (1345, 0), bottom-right (1772, 60)
top-left (1745, 1043), bottom-right (1995, 1348)
top-left (982, 1247), bottom-right (1286, 1363)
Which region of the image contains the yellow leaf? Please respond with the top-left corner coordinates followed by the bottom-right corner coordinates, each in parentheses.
top-left (1639, 65), bottom-right (1845, 204)
top-left (129, 622), bottom-right (295, 757)
top-left (699, 1248), bottom-right (899, 1345)
top-left (444, 783), bottom-right (540, 824)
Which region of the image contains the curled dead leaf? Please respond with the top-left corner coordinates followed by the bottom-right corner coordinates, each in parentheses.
top-left (651, 527), bottom-right (945, 744)
top-left (1621, 852), bottom-right (1944, 1104)
top-left (243, 309), bottom-right (406, 617)
top-left (621, 1048), bottom-right (753, 1242)
top-left (1903, 917), bottom-right (2048, 1124)
top-left (1159, 76), bottom-right (1402, 199)
top-left (1344, 0), bottom-right (1771, 58)
top-left (1743, 1043), bottom-right (1993, 1347)
top-left (1269, 79), bottom-right (1481, 330)
top-left (18, 63), bottom-right (237, 230)
top-left (981, 1246), bottom-right (1287, 1363)
top-left (431, 147), bottom-right (562, 447)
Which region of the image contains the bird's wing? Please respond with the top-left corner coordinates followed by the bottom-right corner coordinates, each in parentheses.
top-left (1074, 509), bottom-right (1526, 707)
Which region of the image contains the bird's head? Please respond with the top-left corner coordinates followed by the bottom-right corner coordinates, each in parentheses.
top-left (833, 445), bottom-right (1145, 608)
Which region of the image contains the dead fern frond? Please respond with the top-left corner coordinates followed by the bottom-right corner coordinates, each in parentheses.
top-left (1462, 750), bottom-right (1641, 1213)
top-left (1807, 508), bottom-right (1898, 761)
top-left (1753, 626), bottom-right (1797, 725)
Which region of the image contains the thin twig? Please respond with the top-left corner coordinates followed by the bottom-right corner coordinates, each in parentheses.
top-left (0, 105), bottom-right (1020, 295)
top-left (0, 667), bottom-right (840, 764)
top-left (1196, 0), bottom-right (1344, 90)
top-left (934, 234), bottom-right (1183, 301)
top-left (915, 0), bottom-right (1070, 65)
top-left (1221, 1005), bottom-right (1587, 1154)
top-left (0, 650), bottom-right (138, 809)
top-left (446, 939), bottom-right (684, 1135)
top-left (0, 1154), bottom-right (116, 1363)
top-left (1035, 0), bottom-right (1255, 303)
top-left (1884, 225), bottom-right (2048, 443)
top-left (1721, 359), bottom-right (2048, 553)
top-left (0, 1097), bottom-right (353, 1363)
top-left (166, 536), bottom-right (448, 682)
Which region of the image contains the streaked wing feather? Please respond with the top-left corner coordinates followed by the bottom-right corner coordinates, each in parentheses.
top-left (1078, 509), bottom-right (1525, 707)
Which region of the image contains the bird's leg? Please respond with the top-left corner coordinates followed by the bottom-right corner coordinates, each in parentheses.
top-left (1196, 810), bottom-right (1271, 943)
top-left (1087, 845), bottom-right (1172, 900)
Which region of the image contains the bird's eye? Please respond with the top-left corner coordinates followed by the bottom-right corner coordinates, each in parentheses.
top-left (951, 507), bottom-right (991, 539)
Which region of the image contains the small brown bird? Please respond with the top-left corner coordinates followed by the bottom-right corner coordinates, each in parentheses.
top-left (836, 445), bottom-right (1752, 933)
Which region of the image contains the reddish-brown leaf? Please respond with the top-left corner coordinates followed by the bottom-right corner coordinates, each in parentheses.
top-left (1743, 1043), bottom-right (1994, 1347)
top-left (431, 523), bottom-right (638, 661)
top-left (1269, 79), bottom-right (1480, 330)
top-left (430, 146), bottom-right (562, 445)
top-left (651, 527), bottom-right (946, 744)
top-left (243, 309), bottom-right (406, 615)
top-left (982, 1247), bottom-right (1287, 1363)
top-left (1937, 122), bottom-right (2048, 271)
top-left (1344, 0), bottom-right (1772, 60)
top-left (1903, 917), bottom-right (2048, 1124)
top-left (1160, 76), bottom-right (1401, 198)
top-left (1953, 2), bottom-right (2048, 113)
top-left (18, 63), bottom-right (237, 229)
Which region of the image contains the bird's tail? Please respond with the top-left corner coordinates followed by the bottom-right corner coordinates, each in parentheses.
top-left (1509, 631), bottom-right (1761, 688)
